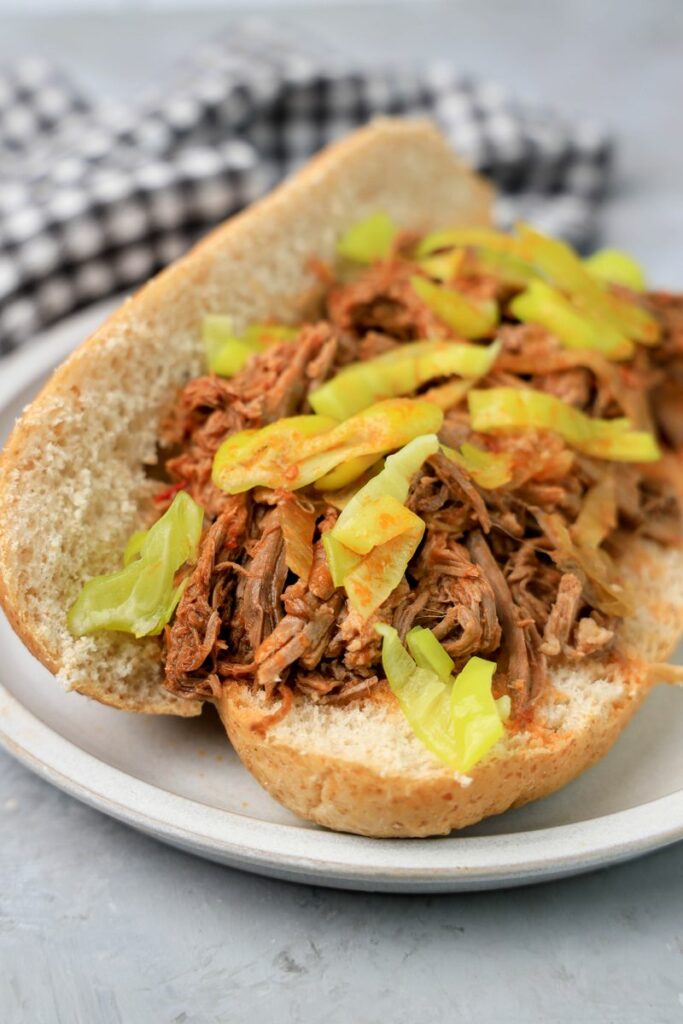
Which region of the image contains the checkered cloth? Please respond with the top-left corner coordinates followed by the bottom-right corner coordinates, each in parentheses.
top-left (0, 22), bottom-right (613, 357)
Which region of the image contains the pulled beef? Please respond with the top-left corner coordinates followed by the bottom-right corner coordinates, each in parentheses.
top-left (398, 534), bottom-right (501, 659)
top-left (428, 451), bottom-right (491, 533)
top-left (539, 573), bottom-right (583, 657)
top-left (164, 495), bottom-right (250, 699)
top-left (161, 326), bottom-right (335, 520)
top-left (328, 261), bottom-right (449, 341)
top-left (233, 509), bottom-right (288, 654)
top-left (505, 541), bottom-right (562, 629)
top-left (254, 586), bottom-right (344, 694)
top-left (157, 255), bottom-right (683, 728)
top-left (162, 377), bottom-right (258, 519)
top-left (467, 529), bottom-right (545, 711)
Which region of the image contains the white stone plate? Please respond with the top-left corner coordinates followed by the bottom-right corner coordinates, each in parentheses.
top-left (1, 301), bottom-right (682, 892)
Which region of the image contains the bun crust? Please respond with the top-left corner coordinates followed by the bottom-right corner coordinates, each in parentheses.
top-left (0, 119), bottom-right (491, 715)
top-left (218, 540), bottom-right (683, 837)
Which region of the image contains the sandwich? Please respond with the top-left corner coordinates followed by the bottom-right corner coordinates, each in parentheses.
top-left (1, 118), bottom-right (682, 837)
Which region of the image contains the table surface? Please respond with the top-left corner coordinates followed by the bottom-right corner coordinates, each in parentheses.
top-left (2, 3), bottom-right (683, 1022)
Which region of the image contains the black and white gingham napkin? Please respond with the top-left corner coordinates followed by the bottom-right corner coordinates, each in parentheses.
top-left (0, 21), bottom-right (613, 357)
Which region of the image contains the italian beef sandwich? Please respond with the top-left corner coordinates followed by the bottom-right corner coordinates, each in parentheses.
top-left (1, 119), bottom-right (683, 837)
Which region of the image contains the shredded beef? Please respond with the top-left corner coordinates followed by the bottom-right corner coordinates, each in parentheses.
top-left (234, 509), bottom-right (288, 654)
top-left (156, 255), bottom-right (683, 728)
top-left (161, 327), bottom-right (333, 520)
top-left (400, 534), bottom-right (501, 659)
top-left (467, 529), bottom-right (545, 711)
top-left (164, 495), bottom-right (249, 699)
top-left (540, 573), bottom-right (583, 657)
top-left (428, 451), bottom-right (491, 533)
top-left (328, 261), bottom-right (449, 340)
top-left (254, 591), bottom-right (343, 694)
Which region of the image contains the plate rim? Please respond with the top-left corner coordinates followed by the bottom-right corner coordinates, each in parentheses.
top-left (1, 302), bottom-right (682, 892)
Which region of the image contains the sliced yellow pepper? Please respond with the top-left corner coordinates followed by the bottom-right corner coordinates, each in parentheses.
top-left (416, 227), bottom-right (516, 259)
top-left (442, 441), bottom-right (514, 489)
top-left (336, 212), bottom-right (397, 263)
top-left (470, 247), bottom-right (538, 287)
top-left (309, 339), bottom-right (500, 419)
top-left (123, 529), bottom-right (147, 567)
top-left (514, 223), bottom-right (659, 345)
top-left (419, 249), bottom-right (465, 283)
top-left (313, 453), bottom-right (379, 491)
top-left (449, 656), bottom-right (504, 772)
top-left (322, 532), bottom-right (362, 587)
top-left (334, 493), bottom-right (417, 555)
top-left (326, 434), bottom-right (439, 617)
top-left (332, 433), bottom-right (439, 538)
top-left (204, 315), bottom-right (298, 377)
top-left (584, 248), bottom-right (646, 292)
top-left (67, 491), bottom-right (204, 639)
top-left (421, 378), bottom-right (474, 411)
top-left (376, 624), bottom-right (503, 772)
top-left (212, 415), bottom-right (338, 494)
top-left (418, 233), bottom-right (537, 289)
top-left (411, 275), bottom-right (499, 338)
top-left (406, 625), bottom-right (454, 683)
top-left (509, 279), bottom-right (635, 360)
top-left (343, 528), bottom-right (424, 619)
top-left (212, 399), bottom-right (443, 495)
top-left (468, 387), bottom-right (661, 462)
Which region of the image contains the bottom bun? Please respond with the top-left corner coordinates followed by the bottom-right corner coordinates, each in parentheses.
top-left (217, 540), bottom-right (683, 837)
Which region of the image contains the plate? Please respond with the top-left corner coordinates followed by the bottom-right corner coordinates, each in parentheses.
top-left (1, 301), bottom-right (682, 893)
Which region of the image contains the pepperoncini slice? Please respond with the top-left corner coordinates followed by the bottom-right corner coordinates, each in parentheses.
top-left (376, 624), bottom-right (503, 772)
top-left (509, 279), bottom-right (635, 360)
top-left (336, 212), bottom-right (397, 263)
top-left (333, 433), bottom-right (440, 536)
top-left (322, 532), bottom-right (362, 587)
top-left (421, 378), bottom-right (474, 411)
top-left (449, 656), bottom-right (504, 772)
top-left (67, 491), bottom-right (204, 639)
top-left (334, 493), bottom-right (418, 555)
top-left (324, 435), bottom-right (438, 617)
top-left (343, 526), bottom-right (424, 619)
top-left (212, 415), bottom-right (339, 494)
top-left (212, 400), bottom-right (443, 495)
top-left (468, 387), bottom-right (661, 462)
top-left (514, 223), bottom-right (660, 345)
top-left (584, 248), bottom-right (646, 292)
top-left (416, 227), bottom-right (516, 259)
top-left (123, 529), bottom-right (147, 567)
top-left (411, 275), bottom-right (499, 338)
top-left (406, 625), bottom-right (454, 683)
top-left (203, 315), bottom-right (298, 377)
top-left (308, 339), bottom-right (500, 419)
top-left (313, 454), bottom-right (379, 491)
top-left (470, 247), bottom-right (538, 288)
top-left (442, 441), bottom-right (514, 489)
top-left (419, 249), bottom-right (465, 283)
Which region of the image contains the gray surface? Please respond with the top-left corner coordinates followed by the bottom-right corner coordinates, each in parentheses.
top-left (1, 2), bottom-right (683, 1021)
